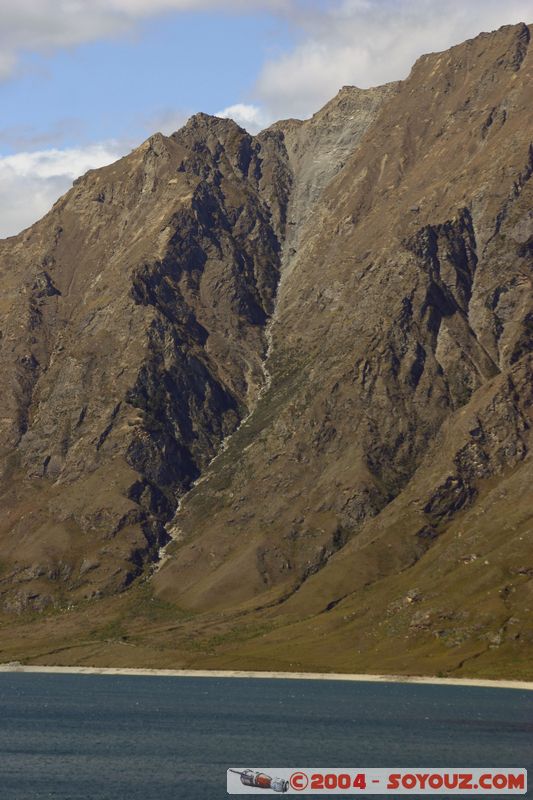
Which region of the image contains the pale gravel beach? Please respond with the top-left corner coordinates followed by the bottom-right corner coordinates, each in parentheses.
top-left (1, 663), bottom-right (532, 691)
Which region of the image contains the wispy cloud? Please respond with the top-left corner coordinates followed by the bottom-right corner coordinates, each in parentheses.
top-left (215, 103), bottom-right (272, 133)
top-left (0, 0), bottom-right (294, 80)
top-left (0, 119), bottom-right (86, 152)
top-left (0, 143), bottom-right (126, 238)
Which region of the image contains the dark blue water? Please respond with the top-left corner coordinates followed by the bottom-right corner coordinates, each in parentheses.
top-left (0, 673), bottom-right (531, 799)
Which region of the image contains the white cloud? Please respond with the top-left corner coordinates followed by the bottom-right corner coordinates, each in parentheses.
top-left (0, 143), bottom-right (126, 238)
top-left (215, 103), bottom-right (272, 133)
top-left (0, 0), bottom-right (293, 80)
top-left (253, 0), bottom-right (533, 119)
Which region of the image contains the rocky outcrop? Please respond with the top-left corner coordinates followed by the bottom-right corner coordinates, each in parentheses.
top-left (0, 115), bottom-right (292, 608)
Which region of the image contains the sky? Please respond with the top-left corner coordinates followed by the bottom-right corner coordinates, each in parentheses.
top-left (0, 0), bottom-right (531, 237)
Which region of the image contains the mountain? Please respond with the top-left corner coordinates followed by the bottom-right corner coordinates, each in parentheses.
top-left (0, 23), bottom-right (532, 679)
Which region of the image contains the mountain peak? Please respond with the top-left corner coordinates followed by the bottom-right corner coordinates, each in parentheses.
top-left (177, 111), bottom-right (247, 137)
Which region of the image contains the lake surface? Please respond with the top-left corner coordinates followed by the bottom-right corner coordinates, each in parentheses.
top-left (0, 673), bottom-right (531, 799)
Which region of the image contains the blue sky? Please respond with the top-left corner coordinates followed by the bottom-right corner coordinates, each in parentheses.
top-left (0, 0), bottom-right (530, 237)
top-left (0, 11), bottom-right (294, 154)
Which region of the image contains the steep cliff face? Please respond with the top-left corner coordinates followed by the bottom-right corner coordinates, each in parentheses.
top-left (0, 115), bottom-right (292, 609)
top-left (0, 23), bottom-right (532, 677)
top-left (151, 23), bottom-right (533, 675)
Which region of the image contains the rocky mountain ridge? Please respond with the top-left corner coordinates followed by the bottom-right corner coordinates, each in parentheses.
top-left (0, 22), bottom-right (531, 678)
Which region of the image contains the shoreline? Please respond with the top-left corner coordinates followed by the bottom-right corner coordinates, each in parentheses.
top-left (0, 664), bottom-right (532, 690)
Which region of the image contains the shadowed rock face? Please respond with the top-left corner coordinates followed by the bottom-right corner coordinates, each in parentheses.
top-left (0, 23), bottom-right (532, 676)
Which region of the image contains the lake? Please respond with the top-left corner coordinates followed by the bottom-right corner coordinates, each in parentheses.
top-left (0, 673), bottom-right (531, 799)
